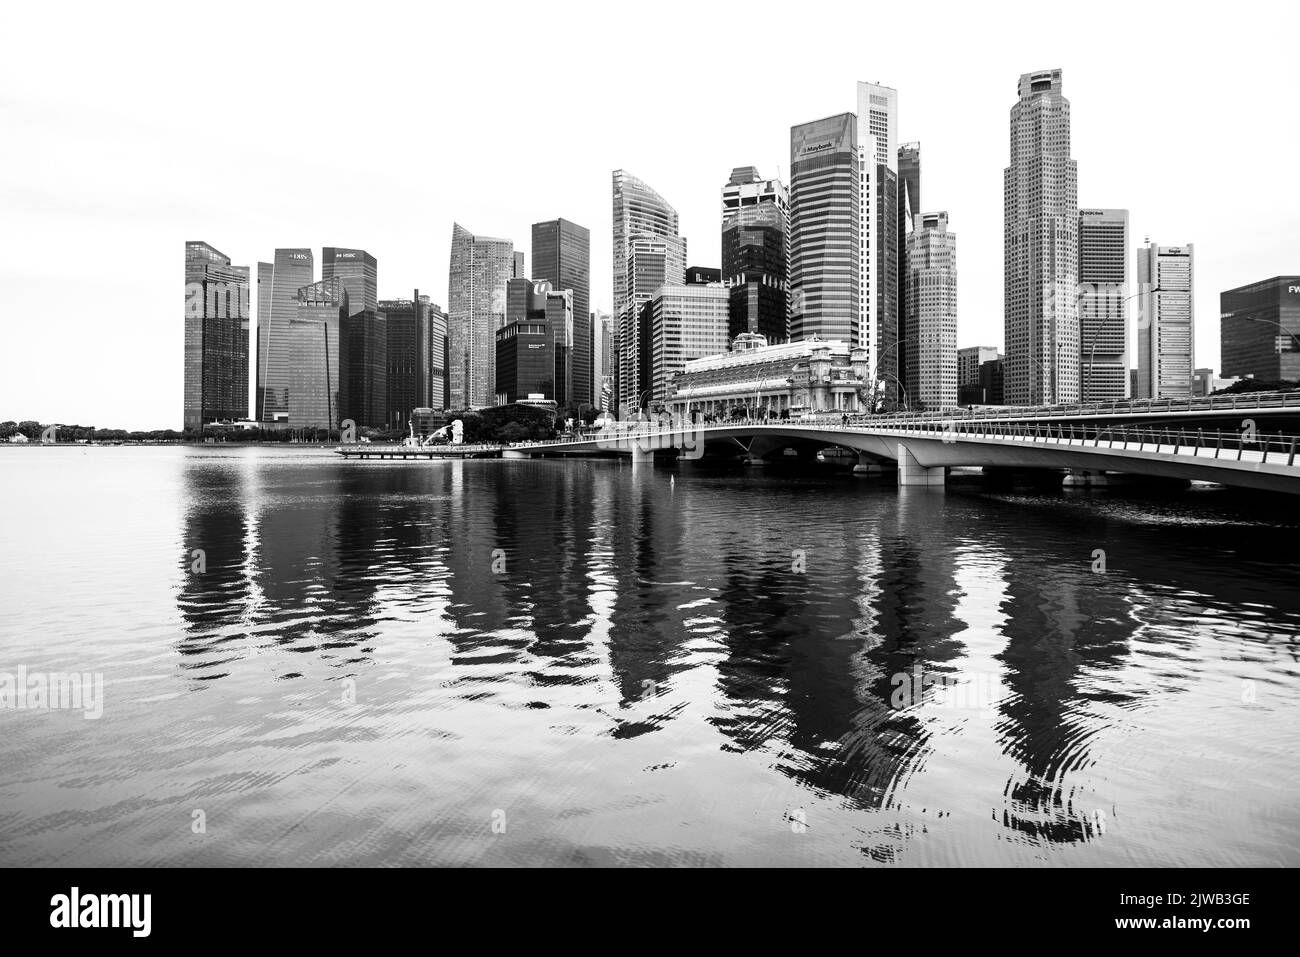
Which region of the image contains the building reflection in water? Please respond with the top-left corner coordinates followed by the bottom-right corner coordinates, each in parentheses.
top-left (173, 453), bottom-right (1300, 861)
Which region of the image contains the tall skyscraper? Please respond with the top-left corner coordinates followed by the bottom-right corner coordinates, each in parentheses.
top-left (1220, 276), bottom-right (1300, 383)
top-left (256, 248), bottom-right (314, 423)
top-left (592, 310), bottom-right (613, 410)
top-left (857, 82), bottom-right (900, 404)
top-left (381, 292), bottom-right (428, 431)
top-left (289, 277), bottom-right (345, 429)
top-left (531, 219), bottom-right (591, 407)
top-left (1004, 69), bottom-right (1079, 406)
top-left (612, 170), bottom-right (685, 411)
top-left (184, 241), bottom-right (250, 429)
top-left (424, 296), bottom-right (449, 410)
top-left (643, 283), bottom-right (730, 405)
top-left (340, 309), bottom-right (387, 429)
top-left (789, 113), bottom-right (860, 344)
top-left (896, 144), bottom-right (921, 396)
top-left (1078, 209), bottom-right (1131, 402)
top-left (546, 289), bottom-right (574, 407)
top-left (902, 212), bottom-right (958, 411)
top-left (721, 166), bottom-right (789, 345)
top-left (321, 248), bottom-right (378, 316)
top-left (448, 223), bottom-right (514, 409)
top-left (1135, 242), bottom-right (1195, 399)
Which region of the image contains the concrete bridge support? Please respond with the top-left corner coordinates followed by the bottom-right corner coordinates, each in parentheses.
top-left (897, 444), bottom-right (946, 487)
top-left (631, 445), bottom-right (654, 467)
top-left (853, 452), bottom-right (890, 477)
top-left (1062, 469), bottom-right (1109, 488)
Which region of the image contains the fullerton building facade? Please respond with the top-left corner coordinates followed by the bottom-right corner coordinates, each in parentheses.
top-left (666, 335), bottom-right (873, 419)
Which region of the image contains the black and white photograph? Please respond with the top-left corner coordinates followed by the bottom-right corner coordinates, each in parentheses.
top-left (0, 0), bottom-right (1294, 937)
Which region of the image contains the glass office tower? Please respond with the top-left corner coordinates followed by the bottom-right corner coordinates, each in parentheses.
top-left (721, 166), bottom-right (789, 345)
top-left (448, 223), bottom-right (514, 409)
top-left (184, 240), bottom-right (250, 429)
top-left (531, 219), bottom-right (591, 407)
top-left (256, 248), bottom-right (313, 422)
top-left (789, 113), bottom-right (860, 344)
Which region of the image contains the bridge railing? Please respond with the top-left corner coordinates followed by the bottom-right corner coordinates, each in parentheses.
top-left (789, 390), bottom-right (1300, 428)
top-left (870, 419), bottom-right (1300, 466)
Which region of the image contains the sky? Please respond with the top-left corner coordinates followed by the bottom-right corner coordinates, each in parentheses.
top-left (2, 1), bottom-right (1297, 429)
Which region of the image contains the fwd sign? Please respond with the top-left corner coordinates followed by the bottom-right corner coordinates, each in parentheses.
top-left (1289, 285), bottom-right (1300, 294)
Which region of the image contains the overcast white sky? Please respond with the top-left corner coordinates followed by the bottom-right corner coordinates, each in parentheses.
top-left (2, 1), bottom-right (1296, 428)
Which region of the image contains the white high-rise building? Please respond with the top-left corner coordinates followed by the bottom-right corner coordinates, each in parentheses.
top-left (1004, 69), bottom-right (1079, 406)
top-left (856, 82), bottom-right (899, 402)
top-left (902, 212), bottom-right (958, 411)
top-left (611, 170), bottom-right (685, 412)
top-left (1135, 242), bottom-right (1195, 399)
top-left (448, 223), bottom-right (514, 409)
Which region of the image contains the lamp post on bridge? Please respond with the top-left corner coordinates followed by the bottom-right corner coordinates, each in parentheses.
top-left (1081, 285), bottom-right (1160, 403)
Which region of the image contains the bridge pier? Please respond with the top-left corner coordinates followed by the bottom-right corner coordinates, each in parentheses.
top-left (502, 449), bottom-right (529, 460)
top-left (897, 445), bottom-right (945, 487)
top-left (1062, 469), bottom-right (1109, 488)
top-left (853, 453), bottom-right (889, 476)
top-left (630, 445), bottom-right (654, 466)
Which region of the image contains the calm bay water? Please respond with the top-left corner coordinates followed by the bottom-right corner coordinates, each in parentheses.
top-left (1, 445), bottom-right (1297, 867)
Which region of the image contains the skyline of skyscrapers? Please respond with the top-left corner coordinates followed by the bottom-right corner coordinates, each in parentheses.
top-left (1004, 69), bottom-right (1080, 406)
top-left (182, 68), bottom-right (1245, 431)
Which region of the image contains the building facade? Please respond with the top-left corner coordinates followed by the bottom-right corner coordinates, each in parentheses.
top-left (184, 241), bottom-right (250, 429)
top-left (287, 277), bottom-right (346, 430)
top-left (495, 318), bottom-right (552, 405)
top-left (592, 310), bottom-right (613, 410)
top-left (668, 336), bottom-right (872, 418)
top-left (721, 166), bottom-right (789, 345)
top-left (789, 113), bottom-right (860, 345)
top-left (643, 284), bottom-right (730, 406)
top-left (612, 171), bottom-right (686, 412)
top-left (531, 219), bottom-right (591, 406)
top-left (858, 82), bottom-right (900, 405)
top-left (1220, 276), bottom-right (1300, 383)
top-left (381, 293), bottom-right (428, 431)
top-left (1004, 69), bottom-right (1079, 406)
top-left (1135, 242), bottom-right (1195, 399)
top-left (321, 247), bottom-right (377, 316)
top-left (896, 143), bottom-right (921, 392)
top-left (1078, 208), bottom-right (1130, 402)
top-left (902, 212), bottom-right (958, 411)
top-left (256, 248), bottom-right (314, 423)
top-left (340, 309), bottom-right (387, 429)
top-left (957, 346), bottom-right (1000, 391)
top-left (448, 223), bottom-right (514, 409)
top-left (545, 288), bottom-right (574, 407)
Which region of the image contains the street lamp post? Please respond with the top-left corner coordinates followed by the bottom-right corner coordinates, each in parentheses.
top-left (871, 333), bottom-right (927, 413)
top-left (1082, 285), bottom-right (1160, 403)
top-left (1243, 315), bottom-right (1300, 355)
